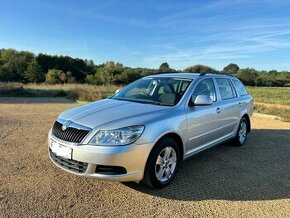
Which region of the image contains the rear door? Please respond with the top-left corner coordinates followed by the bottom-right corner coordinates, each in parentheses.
top-left (214, 78), bottom-right (240, 137)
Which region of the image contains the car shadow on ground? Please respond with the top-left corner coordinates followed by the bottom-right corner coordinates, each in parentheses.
top-left (125, 129), bottom-right (290, 201)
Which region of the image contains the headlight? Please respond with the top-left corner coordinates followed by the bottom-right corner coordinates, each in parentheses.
top-left (89, 125), bottom-right (144, 146)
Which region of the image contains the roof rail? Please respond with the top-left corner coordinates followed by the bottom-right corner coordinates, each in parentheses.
top-left (199, 72), bottom-right (237, 78)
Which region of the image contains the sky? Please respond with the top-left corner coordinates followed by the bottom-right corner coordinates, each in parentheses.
top-left (1, 0), bottom-right (290, 71)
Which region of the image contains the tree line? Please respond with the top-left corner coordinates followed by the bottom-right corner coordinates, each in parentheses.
top-left (0, 48), bottom-right (289, 87)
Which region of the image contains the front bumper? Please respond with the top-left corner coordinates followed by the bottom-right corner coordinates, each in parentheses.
top-left (48, 131), bottom-right (154, 182)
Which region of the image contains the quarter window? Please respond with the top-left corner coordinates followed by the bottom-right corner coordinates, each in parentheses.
top-left (192, 78), bottom-right (216, 102)
top-left (232, 79), bottom-right (249, 96)
top-left (216, 78), bottom-right (235, 100)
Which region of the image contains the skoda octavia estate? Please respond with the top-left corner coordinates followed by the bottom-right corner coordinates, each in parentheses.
top-left (48, 73), bottom-right (253, 188)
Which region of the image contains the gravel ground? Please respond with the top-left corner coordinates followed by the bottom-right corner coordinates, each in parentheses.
top-left (1, 97), bottom-right (290, 218)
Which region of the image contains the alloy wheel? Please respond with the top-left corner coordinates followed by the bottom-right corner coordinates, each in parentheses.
top-left (239, 120), bottom-right (247, 144)
top-left (155, 146), bottom-right (177, 182)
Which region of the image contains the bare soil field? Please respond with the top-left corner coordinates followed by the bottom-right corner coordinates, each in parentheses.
top-left (1, 97), bottom-right (290, 217)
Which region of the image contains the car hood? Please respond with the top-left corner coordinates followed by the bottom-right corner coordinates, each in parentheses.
top-left (58, 99), bottom-right (172, 129)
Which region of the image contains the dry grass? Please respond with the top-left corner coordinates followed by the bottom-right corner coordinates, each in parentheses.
top-left (254, 103), bottom-right (290, 122)
top-left (0, 82), bottom-right (121, 101)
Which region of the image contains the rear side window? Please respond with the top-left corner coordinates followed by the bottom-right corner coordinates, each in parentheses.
top-left (216, 78), bottom-right (235, 100)
top-left (232, 79), bottom-right (248, 96)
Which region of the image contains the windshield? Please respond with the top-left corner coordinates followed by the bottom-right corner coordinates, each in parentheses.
top-left (111, 77), bottom-right (192, 106)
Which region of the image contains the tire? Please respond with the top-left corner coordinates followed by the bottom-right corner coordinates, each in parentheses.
top-left (142, 137), bottom-right (180, 188)
top-left (233, 117), bottom-right (248, 146)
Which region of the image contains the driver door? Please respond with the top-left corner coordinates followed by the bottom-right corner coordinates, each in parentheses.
top-left (185, 78), bottom-right (222, 156)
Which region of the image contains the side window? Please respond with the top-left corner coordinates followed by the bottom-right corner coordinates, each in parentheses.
top-left (228, 79), bottom-right (237, 97)
top-left (157, 87), bottom-right (164, 95)
top-left (180, 80), bottom-right (191, 92)
top-left (232, 79), bottom-right (249, 96)
top-left (192, 78), bottom-right (216, 102)
top-left (216, 78), bottom-right (235, 100)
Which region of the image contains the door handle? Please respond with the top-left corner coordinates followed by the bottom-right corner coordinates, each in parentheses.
top-left (216, 107), bottom-right (221, 114)
top-left (239, 102), bottom-right (242, 107)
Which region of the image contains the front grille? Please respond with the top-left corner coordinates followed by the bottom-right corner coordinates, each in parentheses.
top-left (49, 149), bottom-right (88, 173)
top-left (52, 121), bottom-right (89, 143)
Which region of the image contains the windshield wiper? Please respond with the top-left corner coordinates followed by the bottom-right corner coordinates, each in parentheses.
top-left (148, 101), bottom-right (172, 106)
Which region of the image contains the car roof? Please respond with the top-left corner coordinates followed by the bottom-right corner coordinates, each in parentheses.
top-left (147, 72), bottom-right (236, 80)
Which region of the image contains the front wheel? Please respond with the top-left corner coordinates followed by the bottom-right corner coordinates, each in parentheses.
top-left (233, 117), bottom-right (248, 146)
top-left (143, 138), bottom-right (180, 188)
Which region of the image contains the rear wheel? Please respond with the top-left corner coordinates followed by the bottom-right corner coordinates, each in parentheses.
top-left (143, 138), bottom-right (180, 188)
top-left (233, 117), bottom-right (248, 146)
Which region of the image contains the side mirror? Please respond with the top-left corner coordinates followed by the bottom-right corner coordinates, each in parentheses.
top-left (190, 95), bottom-right (213, 106)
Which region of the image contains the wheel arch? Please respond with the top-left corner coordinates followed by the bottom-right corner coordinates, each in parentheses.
top-left (153, 132), bottom-right (184, 161)
top-left (242, 113), bottom-right (251, 133)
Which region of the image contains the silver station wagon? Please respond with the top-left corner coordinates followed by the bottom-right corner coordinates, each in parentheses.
top-left (48, 73), bottom-right (253, 188)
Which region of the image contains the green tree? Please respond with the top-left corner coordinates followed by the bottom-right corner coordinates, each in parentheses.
top-left (236, 68), bottom-right (259, 86)
top-left (184, 64), bottom-right (217, 73)
top-left (59, 72), bottom-right (68, 84)
top-left (66, 71), bottom-right (76, 83)
top-left (36, 53), bottom-right (94, 81)
top-left (45, 69), bottom-right (64, 84)
top-left (85, 68), bottom-right (115, 85)
top-left (223, 63), bottom-right (239, 75)
top-left (0, 49), bottom-right (34, 81)
top-left (86, 62), bottom-right (125, 85)
top-left (24, 59), bottom-right (44, 83)
top-left (95, 69), bottom-right (115, 85)
top-left (116, 68), bottom-right (141, 84)
top-left (139, 68), bottom-right (156, 77)
top-left (159, 62), bottom-right (170, 72)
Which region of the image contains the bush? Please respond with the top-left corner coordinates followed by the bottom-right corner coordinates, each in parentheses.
top-left (223, 63), bottom-right (239, 75)
top-left (85, 74), bottom-right (99, 85)
top-left (236, 68), bottom-right (259, 86)
top-left (45, 69), bottom-right (64, 84)
top-left (66, 71), bottom-right (75, 83)
top-left (184, 65), bottom-right (217, 73)
top-left (116, 68), bottom-right (141, 84)
top-left (45, 69), bottom-right (76, 84)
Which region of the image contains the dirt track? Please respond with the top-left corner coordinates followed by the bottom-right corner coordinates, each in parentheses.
top-left (1, 97), bottom-right (290, 217)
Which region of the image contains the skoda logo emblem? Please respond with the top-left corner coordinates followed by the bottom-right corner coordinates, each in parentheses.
top-left (62, 120), bottom-right (72, 131)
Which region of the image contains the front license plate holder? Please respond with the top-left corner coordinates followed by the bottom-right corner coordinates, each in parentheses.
top-left (50, 140), bottom-right (72, 159)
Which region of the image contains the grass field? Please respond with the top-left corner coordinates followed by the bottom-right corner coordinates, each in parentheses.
top-left (247, 86), bottom-right (290, 105)
top-left (246, 86), bottom-right (290, 121)
top-left (1, 83), bottom-right (290, 121)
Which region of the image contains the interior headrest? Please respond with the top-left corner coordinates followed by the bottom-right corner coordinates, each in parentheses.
top-left (163, 84), bottom-right (173, 93)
